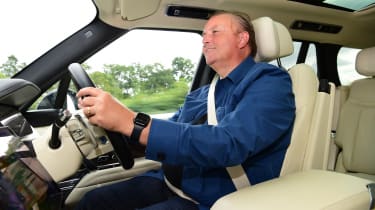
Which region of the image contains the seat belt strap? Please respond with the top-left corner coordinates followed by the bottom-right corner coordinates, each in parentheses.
top-left (208, 74), bottom-right (251, 190)
top-left (164, 175), bottom-right (199, 204)
top-left (368, 183), bottom-right (375, 210)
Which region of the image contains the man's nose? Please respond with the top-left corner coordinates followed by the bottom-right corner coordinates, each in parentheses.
top-left (202, 34), bottom-right (211, 44)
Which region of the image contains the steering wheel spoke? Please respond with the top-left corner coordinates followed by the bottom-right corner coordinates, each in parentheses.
top-left (68, 63), bottom-right (134, 169)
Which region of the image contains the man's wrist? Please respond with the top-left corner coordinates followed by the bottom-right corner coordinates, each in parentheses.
top-left (130, 112), bottom-right (150, 143)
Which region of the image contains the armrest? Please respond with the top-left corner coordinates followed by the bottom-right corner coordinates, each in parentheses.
top-left (212, 170), bottom-right (372, 210)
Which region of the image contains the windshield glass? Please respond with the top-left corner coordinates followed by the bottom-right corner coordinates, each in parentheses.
top-left (0, 0), bottom-right (96, 78)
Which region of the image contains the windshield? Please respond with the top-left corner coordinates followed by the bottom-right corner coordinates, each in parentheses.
top-left (0, 0), bottom-right (96, 78)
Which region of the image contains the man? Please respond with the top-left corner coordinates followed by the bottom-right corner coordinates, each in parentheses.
top-left (75, 11), bottom-right (295, 210)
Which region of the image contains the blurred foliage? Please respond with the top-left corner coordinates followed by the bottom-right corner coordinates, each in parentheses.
top-left (123, 81), bottom-right (189, 113)
top-left (0, 55), bottom-right (26, 77)
top-left (0, 55), bottom-right (195, 114)
top-left (88, 57), bottom-right (195, 113)
top-left (0, 72), bottom-right (6, 79)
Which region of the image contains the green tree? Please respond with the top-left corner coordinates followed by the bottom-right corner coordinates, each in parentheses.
top-left (124, 80), bottom-right (189, 113)
top-left (172, 57), bottom-right (195, 82)
top-left (0, 72), bottom-right (6, 79)
top-left (139, 63), bottom-right (175, 94)
top-left (89, 71), bottom-right (123, 98)
top-left (86, 57), bottom-right (195, 113)
top-left (81, 63), bottom-right (91, 71)
top-left (103, 63), bottom-right (176, 97)
top-left (103, 64), bottom-right (138, 97)
top-left (0, 55), bottom-right (26, 77)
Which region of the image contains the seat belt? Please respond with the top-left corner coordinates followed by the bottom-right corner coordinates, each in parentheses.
top-left (368, 183), bottom-right (375, 210)
top-left (164, 75), bottom-right (251, 202)
top-left (208, 74), bottom-right (251, 190)
top-left (327, 86), bottom-right (342, 170)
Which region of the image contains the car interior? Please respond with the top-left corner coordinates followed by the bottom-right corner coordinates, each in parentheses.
top-left (1, 0), bottom-right (375, 209)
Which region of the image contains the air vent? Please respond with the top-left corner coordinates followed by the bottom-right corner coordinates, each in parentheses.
top-left (291, 20), bottom-right (342, 34)
top-left (166, 6), bottom-right (216, 20)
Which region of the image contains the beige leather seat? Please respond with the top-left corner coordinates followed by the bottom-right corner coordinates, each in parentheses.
top-left (281, 67), bottom-right (336, 175)
top-left (212, 17), bottom-right (373, 210)
top-left (253, 17), bottom-right (336, 176)
top-left (334, 46), bottom-right (375, 181)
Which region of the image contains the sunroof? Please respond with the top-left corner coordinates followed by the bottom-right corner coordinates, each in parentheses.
top-left (290, 0), bottom-right (375, 12)
top-left (323, 0), bottom-right (375, 11)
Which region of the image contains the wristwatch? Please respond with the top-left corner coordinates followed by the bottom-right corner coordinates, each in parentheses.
top-left (130, 112), bottom-right (151, 143)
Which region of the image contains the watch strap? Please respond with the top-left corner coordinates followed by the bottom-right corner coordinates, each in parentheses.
top-left (130, 123), bottom-right (143, 143)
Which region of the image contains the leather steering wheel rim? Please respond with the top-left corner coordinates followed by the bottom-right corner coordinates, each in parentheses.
top-left (68, 63), bottom-right (134, 169)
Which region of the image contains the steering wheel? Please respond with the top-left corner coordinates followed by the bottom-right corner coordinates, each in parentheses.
top-left (68, 63), bottom-right (134, 169)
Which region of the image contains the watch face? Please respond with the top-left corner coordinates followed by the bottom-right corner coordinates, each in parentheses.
top-left (134, 112), bottom-right (150, 127)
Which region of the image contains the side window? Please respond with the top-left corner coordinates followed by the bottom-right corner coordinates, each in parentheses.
top-left (85, 29), bottom-right (203, 119)
top-left (270, 41), bottom-right (317, 73)
top-left (305, 44), bottom-right (317, 73)
top-left (337, 47), bottom-right (364, 86)
top-left (29, 81), bottom-right (78, 112)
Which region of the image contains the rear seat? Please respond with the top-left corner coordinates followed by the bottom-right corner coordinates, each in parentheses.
top-left (334, 46), bottom-right (375, 181)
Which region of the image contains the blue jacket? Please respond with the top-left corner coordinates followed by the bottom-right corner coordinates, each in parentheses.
top-left (144, 56), bottom-right (295, 209)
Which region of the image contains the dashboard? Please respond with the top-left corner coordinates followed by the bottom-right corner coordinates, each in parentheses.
top-left (0, 78), bottom-right (118, 182)
top-left (0, 78), bottom-right (40, 135)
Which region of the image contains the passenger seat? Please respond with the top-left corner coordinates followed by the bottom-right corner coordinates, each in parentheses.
top-left (253, 18), bottom-right (336, 176)
top-left (212, 19), bottom-right (374, 210)
top-left (334, 46), bottom-right (375, 181)
top-left (252, 17), bottom-right (335, 176)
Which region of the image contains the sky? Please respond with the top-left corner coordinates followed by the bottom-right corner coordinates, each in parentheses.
top-left (0, 0), bottom-right (203, 72)
top-left (85, 29), bottom-right (203, 71)
top-left (0, 1), bottom-right (95, 67)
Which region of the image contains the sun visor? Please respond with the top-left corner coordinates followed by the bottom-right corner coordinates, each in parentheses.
top-left (0, 79), bottom-right (40, 108)
top-left (120, 0), bottom-right (161, 20)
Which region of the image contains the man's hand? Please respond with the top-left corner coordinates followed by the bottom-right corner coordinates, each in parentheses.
top-left (77, 87), bottom-right (135, 136)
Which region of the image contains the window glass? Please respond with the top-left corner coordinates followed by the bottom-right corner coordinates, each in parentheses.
top-left (30, 82), bottom-right (78, 112)
top-left (278, 42), bottom-right (301, 69)
top-left (29, 29), bottom-right (203, 118)
top-left (337, 47), bottom-right (364, 86)
top-left (0, 0), bottom-right (96, 77)
top-left (305, 44), bottom-right (317, 73)
top-left (269, 41), bottom-right (317, 73)
top-left (85, 29), bottom-right (203, 118)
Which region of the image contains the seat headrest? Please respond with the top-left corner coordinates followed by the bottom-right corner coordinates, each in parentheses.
top-left (252, 17), bottom-right (294, 62)
top-left (356, 46), bottom-right (375, 76)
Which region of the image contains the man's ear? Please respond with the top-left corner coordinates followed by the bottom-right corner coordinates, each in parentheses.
top-left (238, 31), bottom-right (250, 48)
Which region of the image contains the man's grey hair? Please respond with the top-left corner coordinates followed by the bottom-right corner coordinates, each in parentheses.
top-left (210, 11), bottom-right (257, 57)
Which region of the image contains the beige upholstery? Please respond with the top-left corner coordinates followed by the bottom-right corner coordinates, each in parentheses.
top-left (280, 66), bottom-right (336, 175)
top-left (335, 46), bottom-right (375, 181)
top-left (212, 17), bottom-right (372, 210)
top-left (303, 81), bottom-right (336, 170)
top-left (280, 64), bottom-right (318, 174)
top-left (64, 158), bottom-right (161, 209)
top-left (253, 16), bottom-right (335, 175)
top-left (276, 46), bottom-right (335, 174)
top-left (253, 17), bottom-right (313, 174)
top-left (280, 64), bottom-right (335, 176)
top-left (327, 85), bottom-right (350, 170)
top-left (356, 47), bottom-right (375, 76)
top-left (253, 17), bottom-right (293, 62)
top-left (212, 170), bottom-right (372, 210)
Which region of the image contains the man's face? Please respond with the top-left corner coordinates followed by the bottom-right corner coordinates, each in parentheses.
top-left (202, 14), bottom-right (242, 69)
